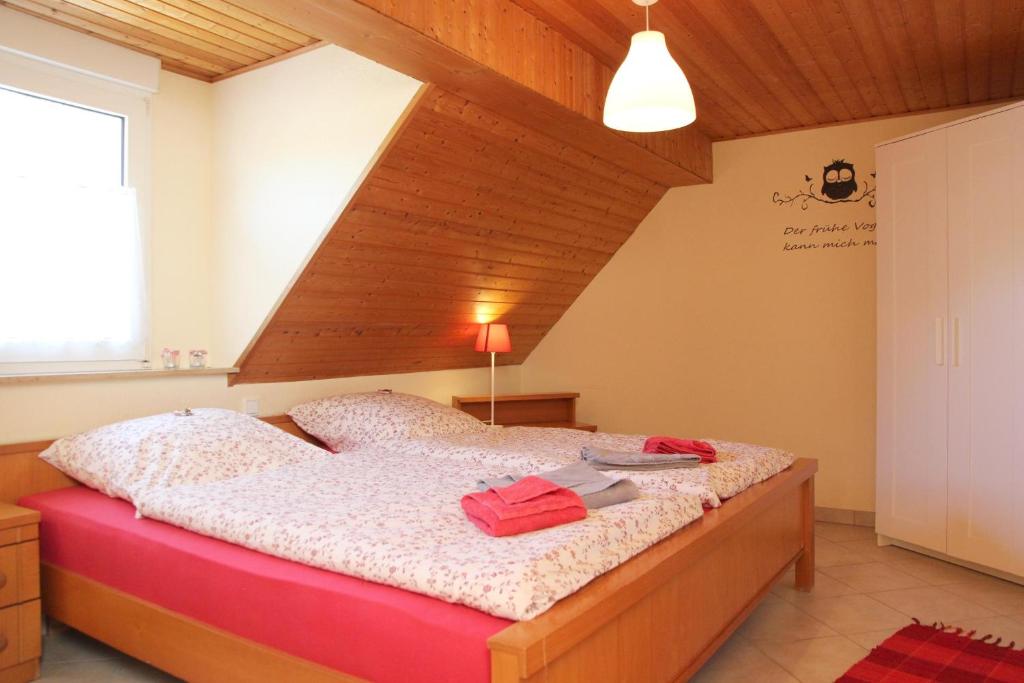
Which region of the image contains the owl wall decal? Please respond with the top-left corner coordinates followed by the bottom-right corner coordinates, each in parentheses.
top-left (822, 159), bottom-right (857, 200)
top-left (772, 158), bottom-right (875, 210)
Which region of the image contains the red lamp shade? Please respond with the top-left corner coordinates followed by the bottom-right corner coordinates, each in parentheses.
top-left (474, 323), bottom-right (512, 353)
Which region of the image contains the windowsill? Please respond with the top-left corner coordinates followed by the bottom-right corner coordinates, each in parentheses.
top-left (0, 367), bottom-right (240, 385)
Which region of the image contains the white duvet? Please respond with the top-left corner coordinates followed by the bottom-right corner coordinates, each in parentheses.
top-left (135, 451), bottom-right (705, 620)
top-left (354, 427), bottom-right (797, 509)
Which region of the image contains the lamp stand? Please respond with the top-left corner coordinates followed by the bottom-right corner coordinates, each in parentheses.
top-left (489, 350), bottom-right (496, 425)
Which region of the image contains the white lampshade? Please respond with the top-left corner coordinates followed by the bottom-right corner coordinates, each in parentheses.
top-left (603, 30), bottom-right (696, 133)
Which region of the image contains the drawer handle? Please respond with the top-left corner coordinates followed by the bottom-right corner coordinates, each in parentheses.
top-left (0, 572), bottom-right (5, 590)
top-left (0, 633), bottom-right (7, 652)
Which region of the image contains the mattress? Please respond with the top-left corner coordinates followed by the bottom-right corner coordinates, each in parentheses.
top-left (20, 486), bottom-right (511, 683)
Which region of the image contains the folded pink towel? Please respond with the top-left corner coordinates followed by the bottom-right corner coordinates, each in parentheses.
top-left (461, 476), bottom-right (586, 536)
top-left (643, 437), bottom-right (718, 463)
top-left (490, 475), bottom-right (560, 506)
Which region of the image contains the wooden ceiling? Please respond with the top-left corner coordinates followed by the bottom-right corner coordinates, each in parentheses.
top-left (0, 0), bottom-right (320, 81)
top-left (510, 0), bottom-right (1024, 140)
top-left (232, 85), bottom-right (667, 384)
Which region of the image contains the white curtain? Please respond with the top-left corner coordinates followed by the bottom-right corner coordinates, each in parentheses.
top-left (0, 178), bottom-right (146, 363)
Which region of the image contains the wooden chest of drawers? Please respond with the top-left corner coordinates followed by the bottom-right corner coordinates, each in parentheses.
top-left (0, 503), bottom-right (41, 683)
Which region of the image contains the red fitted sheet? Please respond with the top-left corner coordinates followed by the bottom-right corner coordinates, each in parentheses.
top-left (19, 486), bottom-right (512, 683)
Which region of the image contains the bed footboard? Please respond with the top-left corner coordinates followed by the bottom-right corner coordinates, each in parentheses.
top-left (488, 459), bottom-right (817, 683)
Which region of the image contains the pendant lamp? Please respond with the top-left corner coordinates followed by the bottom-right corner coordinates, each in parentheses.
top-left (603, 0), bottom-right (696, 133)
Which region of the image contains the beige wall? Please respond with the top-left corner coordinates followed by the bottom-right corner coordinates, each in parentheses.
top-left (149, 71), bottom-right (214, 359)
top-left (210, 45), bottom-right (421, 365)
top-left (520, 106), bottom-right (996, 512)
top-left (0, 366), bottom-right (520, 444)
top-left (0, 41), bottom-right (519, 445)
top-left (151, 45), bottom-right (424, 366)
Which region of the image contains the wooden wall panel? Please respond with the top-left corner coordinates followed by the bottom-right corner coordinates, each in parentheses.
top-left (232, 85), bottom-right (667, 384)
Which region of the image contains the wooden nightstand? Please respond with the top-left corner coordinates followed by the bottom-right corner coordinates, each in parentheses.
top-left (452, 392), bottom-right (597, 431)
top-left (0, 503), bottom-right (41, 683)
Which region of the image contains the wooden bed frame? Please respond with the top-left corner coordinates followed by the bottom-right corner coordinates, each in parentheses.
top-left (0, 416), bottom-right (816, 683)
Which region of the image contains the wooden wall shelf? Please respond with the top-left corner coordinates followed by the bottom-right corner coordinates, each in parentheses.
top-left (452, 392), bottom-right (597, 431)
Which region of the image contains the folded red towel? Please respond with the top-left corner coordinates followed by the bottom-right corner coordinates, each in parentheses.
top-left (642, 437), bottom-right (718, 463)
top-left (461, 477), bottom-right (586, 536)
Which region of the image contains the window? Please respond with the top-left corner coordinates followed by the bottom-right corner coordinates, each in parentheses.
top-left (0, 83), bottom-right (147, 369)
top-left (0, 86), bottom-right (124, 187)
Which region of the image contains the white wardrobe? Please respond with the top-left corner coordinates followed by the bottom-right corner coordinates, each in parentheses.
top-left (876, 101), bottom-right (1024, 578)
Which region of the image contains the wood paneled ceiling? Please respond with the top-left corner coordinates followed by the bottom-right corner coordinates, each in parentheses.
top-left (232, 85), bottom-right (667, 384)
top-left (510, 0), bottom-right (1024, 140)
top-left (0, 0), bottom-right (320, 81)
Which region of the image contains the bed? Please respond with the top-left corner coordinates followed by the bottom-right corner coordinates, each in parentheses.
top-left (0, 413), bottom-right (817, 683)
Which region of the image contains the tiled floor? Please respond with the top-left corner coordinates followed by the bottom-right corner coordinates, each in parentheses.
top-left (692, 522), bottom-right (1024, 683)
top-left (36, 522), bottom-right (1024, 682)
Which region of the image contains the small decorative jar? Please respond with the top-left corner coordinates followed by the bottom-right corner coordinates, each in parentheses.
top-left (188, 349), bottom-right (208, 369)
top-left (161, 348), bottom-right (180, 369)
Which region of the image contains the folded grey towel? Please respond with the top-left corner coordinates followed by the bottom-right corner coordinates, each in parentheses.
top-left (476, 462), bottom-right (639, 509)
top-left (578, 479), bottom-right (639, 508)
top-left (536, 461), bottom-right (620, 496)
top-left (581, 445), bottom-right (701, 470)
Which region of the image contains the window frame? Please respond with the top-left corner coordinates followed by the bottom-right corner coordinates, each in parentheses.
top-left (0, 50), bottom-right (152, 373)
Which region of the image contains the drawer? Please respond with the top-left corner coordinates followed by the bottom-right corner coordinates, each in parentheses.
top-left (0, 525), bottom-right (37, 549)
top-left (0, 600), bottom-right (41, 670)
top-left (0, 542), bottom-right (39, 609)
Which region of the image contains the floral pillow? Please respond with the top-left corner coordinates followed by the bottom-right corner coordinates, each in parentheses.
top-left (40, 408), bottom-right (327, 504)
top-left (287, 391), bottom-right (487, 452)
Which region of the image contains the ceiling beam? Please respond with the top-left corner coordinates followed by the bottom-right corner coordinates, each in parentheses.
top-left (241, 0), bottom-right (713, 187)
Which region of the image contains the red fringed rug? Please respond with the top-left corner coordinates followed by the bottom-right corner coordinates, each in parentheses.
top-left (838, 621), bottom-right (1024, 682)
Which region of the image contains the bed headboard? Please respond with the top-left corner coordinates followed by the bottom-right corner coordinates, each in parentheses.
top-left (0, 439), bottom-right (76, 504)
top-left (0, 414), bottom-right (323, 504)
top-left (258, 414), bottom-right (323, 446)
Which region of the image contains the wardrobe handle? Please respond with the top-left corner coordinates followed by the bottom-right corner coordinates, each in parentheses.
top-left (953, 318), bottom-right (960, 367)
top-left (935, 318), bottom-right (945, 366)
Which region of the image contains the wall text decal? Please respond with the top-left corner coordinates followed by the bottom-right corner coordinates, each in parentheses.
top-left (781, 221), bottom-right (876, 253)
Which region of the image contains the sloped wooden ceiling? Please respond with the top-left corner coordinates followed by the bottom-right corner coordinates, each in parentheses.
top-left (511, 0), bottom-right (1024, 140)
top-left (1, 0), bottom-right (320, 81)
top-left (232, 85), bottom-right (666, 384)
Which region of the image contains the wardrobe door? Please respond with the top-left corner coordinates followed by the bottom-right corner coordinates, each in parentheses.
top-left (947, 105), bottom-right (1024, 575)
top-left (876, 131), bottom-right (950, 553)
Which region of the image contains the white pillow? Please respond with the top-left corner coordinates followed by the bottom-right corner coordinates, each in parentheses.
top-left (40, 408), bottom-right (327, 504)
top-left (287, 391), bottom-right (486, 452)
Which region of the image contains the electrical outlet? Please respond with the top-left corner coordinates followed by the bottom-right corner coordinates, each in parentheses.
top-left (243, 398), bottom-right (260, 417)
